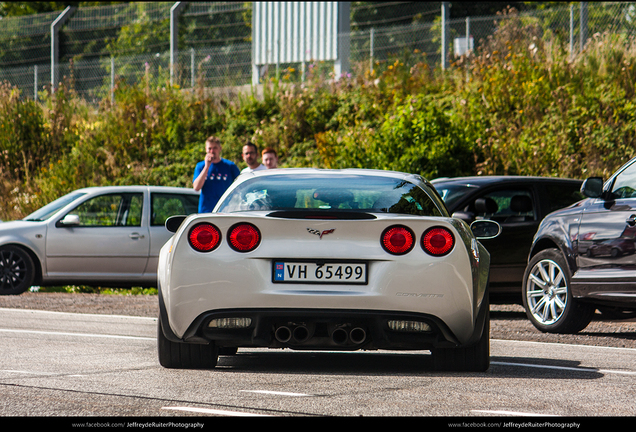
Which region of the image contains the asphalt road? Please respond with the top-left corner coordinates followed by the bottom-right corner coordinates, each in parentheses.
top-left (1, 307), bottom-right (635, 422)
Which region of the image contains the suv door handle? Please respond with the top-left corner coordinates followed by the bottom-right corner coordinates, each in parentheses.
top-left (626, 215), bottom-right (636, 226)
top-left (129, 232), bottom-right (145, 239)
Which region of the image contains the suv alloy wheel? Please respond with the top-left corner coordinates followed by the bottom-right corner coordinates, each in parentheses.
top-left (522, 249), bottom-right (595, 333)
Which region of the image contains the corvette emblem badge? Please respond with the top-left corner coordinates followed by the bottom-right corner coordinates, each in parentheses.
top-left (307, 228), bottom-right (335, 239)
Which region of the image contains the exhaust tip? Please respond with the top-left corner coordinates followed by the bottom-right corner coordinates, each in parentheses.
top-left (350, 327), bottom-right (366, 344)
top-left (331, 328), bottom-right (348, 344)
top-left (293, 325), bottom-right (310, 343)
top-left (275, 326), bottom-right (292, 343)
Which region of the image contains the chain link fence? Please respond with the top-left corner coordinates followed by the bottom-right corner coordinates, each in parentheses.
top-left (1, 2), bottom-right (635, 102)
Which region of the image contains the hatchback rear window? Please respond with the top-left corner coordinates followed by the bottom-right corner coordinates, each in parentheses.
top-left (217, 175), bottom-right (443, 217)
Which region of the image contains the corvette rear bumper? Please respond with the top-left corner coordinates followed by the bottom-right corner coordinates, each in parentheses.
top-left (158, 291), bottom-right (490, 351)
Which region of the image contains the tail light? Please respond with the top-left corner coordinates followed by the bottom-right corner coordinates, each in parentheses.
top-left (421, 227), bottom-right (454, 256)
top-left (381, 225), bottom-right (415, 255)
top-left (189, 223), bottom-right (221, 252)
top-left (228, 223), bottom-right (261, 252)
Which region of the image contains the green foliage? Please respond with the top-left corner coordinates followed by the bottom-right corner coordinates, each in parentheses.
top-left (34, 285), bottom-right (157, 295)
top-left (463, 9), bottom-right (636, 178)
top-left (3, 8), bottom-right (636, 222)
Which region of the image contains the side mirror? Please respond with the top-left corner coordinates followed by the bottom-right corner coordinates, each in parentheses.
top-left (165, 215), bottom-right (187, 233)
top-left (470, 220), bottom-right (501, 240)
top-left (581, 177), bottom-right (603, 198)
top-left (58, 214), bottom-right (80, 227)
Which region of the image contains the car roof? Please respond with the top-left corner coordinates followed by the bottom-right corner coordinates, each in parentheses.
top-left (72, 185), bottom-right (199, 195)
top-left (430, 175), bottom-right (582, 186)
top-left (237, 167), bottom-right (424, 183)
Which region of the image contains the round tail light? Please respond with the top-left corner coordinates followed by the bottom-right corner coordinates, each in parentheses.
top-left (228, 223), bottom-right (261, 252)
top-left (189, 223), bottom-right (221, 252)
top-left (421, 227), bottom-right (454, 256)
top-left (381, 225), bottom-right (415, 255)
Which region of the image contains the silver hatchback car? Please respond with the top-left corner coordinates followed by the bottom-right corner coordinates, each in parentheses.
top-left (0, 186), bottom-right (199, 295)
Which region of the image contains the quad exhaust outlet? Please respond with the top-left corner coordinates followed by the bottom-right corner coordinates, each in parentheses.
top-left (274, 324), bottom-right (366, 345)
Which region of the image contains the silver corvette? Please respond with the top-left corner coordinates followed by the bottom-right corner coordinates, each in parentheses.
top-left (157, 169), bottom-right (500, 371)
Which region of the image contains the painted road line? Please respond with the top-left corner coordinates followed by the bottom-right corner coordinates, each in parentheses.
top-left (162, 407), bottom-right (271, 417)
top-left (240, 390), bottom-right (313, 397)
top-left (0, 328), bottom-right (154, 341)
top-left (472, 409), bottom-right (560, 417)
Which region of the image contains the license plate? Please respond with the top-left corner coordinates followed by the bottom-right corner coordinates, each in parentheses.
top-left (273, 261), bottom-right (368, 285)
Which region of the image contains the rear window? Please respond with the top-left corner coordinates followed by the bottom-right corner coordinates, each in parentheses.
top-left (433, 184), bottom-right (479, 209)
top-left (151, 193), bottom-right (199, 226)
top-left (217, 174), bottom-right (443, 217)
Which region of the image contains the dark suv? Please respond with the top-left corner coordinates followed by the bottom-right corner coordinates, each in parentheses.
top-left (432, 176), bottom-right (583, 303)
top-left (523, 158), bottom-right (636, 333)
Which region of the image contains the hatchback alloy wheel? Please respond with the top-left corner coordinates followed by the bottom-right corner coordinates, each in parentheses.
top-left (0, 246), bottom-right (35, 295)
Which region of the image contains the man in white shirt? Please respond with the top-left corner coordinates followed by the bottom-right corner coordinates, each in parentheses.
top-left (241, 142), bottom-right (266, 173)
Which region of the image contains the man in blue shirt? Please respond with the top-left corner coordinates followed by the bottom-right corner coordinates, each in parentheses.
top-left (192, 136), bottom-right (240, 213)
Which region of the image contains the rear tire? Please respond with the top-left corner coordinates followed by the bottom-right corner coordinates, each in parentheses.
top-left (432, 297), bottom-right (490, 372)
top-left (0, 246), bottom-right (35, 295)
top-left (157, 319), bottom-right (218, 369)
top-left (522, 249), bottom-right (594, 334)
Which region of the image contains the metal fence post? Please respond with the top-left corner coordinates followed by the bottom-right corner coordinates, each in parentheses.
top-left (370, 27), bottom-right (374, 74)
top-left (441, 2), bottom-right (449, 70)
top-left (34, 65), bottom-right (38, 101)
top-left (190, 48), bottom-right (195, 88)
top-left (170, 2), bottom-right (187, 87)
top-left (465, 16), bottom-right (470, 49)
top-left (570, 4), bottom-right (575, 59)
top-left (335, 1), bottom-right (351, 79)
top-left (50, 6), bottom-right (75, 92)
top-left (110, 56), bottom-right (115, 103)
top-left (465, 17), bottom-right (470, 81)
top-left (580, 2), bottom-right (588, 52)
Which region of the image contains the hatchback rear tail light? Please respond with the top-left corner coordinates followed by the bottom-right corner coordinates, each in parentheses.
top-left (188, 223), bottom-right (221, 252)
top-left (421, 227), bottom-right (454, 256)
top-left (228, 223), bottom-right (261, 252)
top-left (381, 225), bottom-right (415, 255)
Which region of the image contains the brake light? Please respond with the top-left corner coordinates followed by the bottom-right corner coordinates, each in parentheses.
top-left (228, 223), bottom-right (261, 252)
top-left (188, 223), bottom-right (221, 252)
top-left (421, 227), bottom-right (454, 256)
top-left (381, 225), bottom-right (415, 255)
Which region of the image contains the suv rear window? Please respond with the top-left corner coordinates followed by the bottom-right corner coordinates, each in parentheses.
top-left (217, 174), bottom-right (443, 217)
